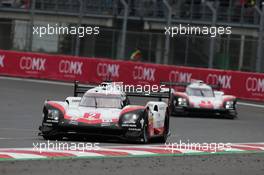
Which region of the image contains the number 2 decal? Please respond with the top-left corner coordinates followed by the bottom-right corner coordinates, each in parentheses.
top-left (83, 112), bottom-right (101, 119)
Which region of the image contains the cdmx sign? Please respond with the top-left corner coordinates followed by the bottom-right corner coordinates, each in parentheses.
top-left (19, 56), bottom-right (46, 71)
top-left (246, 77), bottom-right (264, 92)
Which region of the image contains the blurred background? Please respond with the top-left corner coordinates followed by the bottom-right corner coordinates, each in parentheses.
top-left (0, 0), bottom-right (263, 72)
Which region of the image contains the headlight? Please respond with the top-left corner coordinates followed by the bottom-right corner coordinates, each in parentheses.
top-left (178, 98), bottom-right (187, 107)
top-left (47, 109), bottom-right (59, 120)
top-left (225, 101), bottom-right (234, 109)
top-left (122, 113), bottom-right (139, 124)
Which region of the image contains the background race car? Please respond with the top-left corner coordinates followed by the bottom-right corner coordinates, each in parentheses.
top-left (162, 81), bottom-right (237, 119)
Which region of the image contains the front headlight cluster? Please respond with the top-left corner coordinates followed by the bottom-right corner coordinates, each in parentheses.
top-left (47, 109), bottom-right (59, 120)
top-left (122, 113), bottom-right (139, 124)
top-left (178, 98), bottom-right (188, 107)
top-left (225, 101), bottom-right (235, 109)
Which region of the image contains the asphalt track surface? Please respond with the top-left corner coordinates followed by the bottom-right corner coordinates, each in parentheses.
top-left (0, 77), bottom-right (264, 175)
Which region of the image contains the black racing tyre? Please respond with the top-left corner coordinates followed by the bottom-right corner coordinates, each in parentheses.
top-left (141, 117), bottom-right (150, 143)
top-left (225, 114), bottom-right (237, 120)
top-left (225, 110), bottom-right (238, 120)
top-left (169, 98), bottom-right (177, 116)
top-left (43, 134), bottom-right (62, 141)
top-left (42, 129), bottom-right (62, 140)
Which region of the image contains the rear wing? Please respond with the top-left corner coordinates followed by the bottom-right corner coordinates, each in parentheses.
top-left (74, 81), bottom-right (171, 101)
top-left (160, 81), bottom-right (221, 90)
top-left (73, 81), bottom-right (96, 97)
top-left (126, 91), bottom-right (170, 100)
top-left (160, 82), bottom-right (189, 87)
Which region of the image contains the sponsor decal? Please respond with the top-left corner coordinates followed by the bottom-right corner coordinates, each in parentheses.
top-left (246, 77), bottom-right (264, 93)
top-left (96, 63), bottom-right (119, 78)
top-left (69, 120), bottom-right (78, 125)
top-left (83, 112), bottom-right (101, 120)
top-left (0, 55), bottom-right (4, 68)
top-left (46, 119), bottom-right (59, 123)
top-left (206, 74), bottom-right (231, 89)
top-left (19, 56), bottom-right (46, 71)
top-left (59, 60), bottom-right (83, 75)
top-left (42, 123), bottom-right (53, 126)
top-left (101, 122), bottom-right (111, 127)
top-left (121, 124), bottom-right (137, 127)
top-left (128, 128), bottom-right (141, 131)
top-left (169, 71), bottom-right (192, 83)
top-left (199, 100), bottom-right (214, 109)
top-left (133, 66), bottom-right (156, 81)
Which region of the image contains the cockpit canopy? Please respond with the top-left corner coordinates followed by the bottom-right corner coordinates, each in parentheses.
top-left (79, 95), bottom-right (123, 109)
top-left (186, 87), bottom-right (214, 97)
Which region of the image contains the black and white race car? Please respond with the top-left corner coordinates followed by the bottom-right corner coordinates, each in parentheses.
top-left (162, 81), bottom-right (237, 119)
top-left (39, 82), bottom-right (170, 143)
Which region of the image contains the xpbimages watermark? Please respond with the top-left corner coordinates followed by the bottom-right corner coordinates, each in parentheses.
top-left (164, 140), bottom-right (232, 153)
top-left (33, 24), bottom-right (100, 38)
top-left (165, 24), bottom-right (232, 38)
top-left (32, 140), bottom-right (100, 153)
top-left (99, 82), bottom-right (166, 95)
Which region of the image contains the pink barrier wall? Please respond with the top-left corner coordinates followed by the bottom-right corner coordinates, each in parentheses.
top-left (0, 50), bottom-right (264, 101)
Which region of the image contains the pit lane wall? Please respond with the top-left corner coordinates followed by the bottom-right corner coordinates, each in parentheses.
top-left (0, 50), bottom-right (264, 101)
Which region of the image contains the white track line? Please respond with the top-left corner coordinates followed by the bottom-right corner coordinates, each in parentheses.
top-left (237, 102), bottom-right (264, 108)
top-left (0, 128), bottom-right (37, 131)
top-left (0, 76), bottom-right (73, 86)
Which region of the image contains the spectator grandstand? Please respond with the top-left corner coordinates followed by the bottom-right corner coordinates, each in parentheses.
top-left (0, 0), bottom-right (263, 72)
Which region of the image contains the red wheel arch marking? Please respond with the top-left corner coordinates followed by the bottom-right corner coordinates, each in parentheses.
top-left (120, 106), bottom-right (145, 115)
top-left (64, 114), bottom-right (72, 120)
top-left (173, 92), bottom-right (189, 99)
top-left (47, 102), bottom-right (66, 114)
top-left (221, 96), bottom-right (236, 108)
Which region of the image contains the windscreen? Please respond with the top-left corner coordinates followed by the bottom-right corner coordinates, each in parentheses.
top-left (80, 96), bottom-right (122, 108)
top-left (186, 87), bottom-right (214, 97)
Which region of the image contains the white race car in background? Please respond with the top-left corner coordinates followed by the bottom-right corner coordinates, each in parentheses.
top-left (163, 81), bottom-right (238, 119)
top-left (39, 81), bottom-right (170, 143)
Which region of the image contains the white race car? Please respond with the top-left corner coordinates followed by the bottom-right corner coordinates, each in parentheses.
top-left (39, 82), bottom-right (170, 143)
top-left (163, 81), bottom-right (237, 119)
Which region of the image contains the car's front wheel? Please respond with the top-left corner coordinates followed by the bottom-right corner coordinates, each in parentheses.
top-left (141, 118), bottom-right (150, 143)
top-left (40, 126), bottom-right (62, 140)
top-left (225, 110), bottom-right (238, 119)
